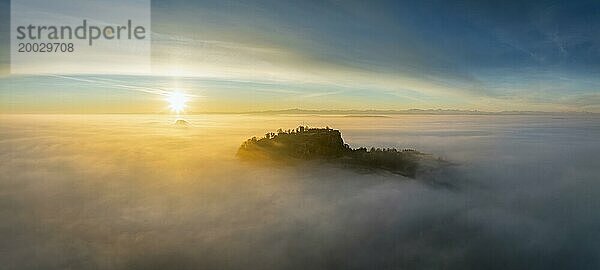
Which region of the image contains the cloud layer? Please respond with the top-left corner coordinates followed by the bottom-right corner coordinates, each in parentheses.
top-left (0, 114), bottom-right (599, 269)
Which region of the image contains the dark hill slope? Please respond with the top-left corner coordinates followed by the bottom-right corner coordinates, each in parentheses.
top-left (237, 126), bottom-right (439, 178)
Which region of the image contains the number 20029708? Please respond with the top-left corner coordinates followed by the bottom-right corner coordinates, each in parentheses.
top-left (17, 43), bottom-right (74, 53)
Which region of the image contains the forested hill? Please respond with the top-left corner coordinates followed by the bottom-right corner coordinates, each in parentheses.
top-left (237, 126), bottom-right (435, 178)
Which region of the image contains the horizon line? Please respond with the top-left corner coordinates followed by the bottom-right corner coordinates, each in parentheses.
top-left (1, 108), bottom-right (598, 115)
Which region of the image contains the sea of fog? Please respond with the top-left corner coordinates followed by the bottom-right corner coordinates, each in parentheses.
top-left (0, 114), bottom-right (599, 269)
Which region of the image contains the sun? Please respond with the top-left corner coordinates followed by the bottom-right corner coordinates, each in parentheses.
top-left (166, 92), bottom-right (188, 114)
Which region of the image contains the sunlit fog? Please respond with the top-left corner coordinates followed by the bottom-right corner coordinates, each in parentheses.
top-left (1, 114), bottom-right (598, 269)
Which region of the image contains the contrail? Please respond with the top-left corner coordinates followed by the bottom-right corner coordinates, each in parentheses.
top-left (47, 74), bottom-right (201, 98)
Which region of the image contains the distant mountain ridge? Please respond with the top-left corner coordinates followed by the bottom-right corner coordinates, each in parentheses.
top-left (197, 108), bottom-right (597, 115)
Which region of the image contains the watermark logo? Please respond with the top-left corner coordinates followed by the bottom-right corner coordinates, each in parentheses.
top-left (11, 0), bottom-right (151, 74)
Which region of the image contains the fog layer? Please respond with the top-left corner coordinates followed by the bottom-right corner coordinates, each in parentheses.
top-left (0, 114), bottom-right (599, 269)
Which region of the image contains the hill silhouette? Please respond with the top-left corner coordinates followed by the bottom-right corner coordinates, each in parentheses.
top-left (237, 126), bottom-right (436, 178)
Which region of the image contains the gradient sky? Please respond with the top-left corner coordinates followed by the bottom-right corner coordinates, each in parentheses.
top-left (1, 0), bottom-right (599, 113)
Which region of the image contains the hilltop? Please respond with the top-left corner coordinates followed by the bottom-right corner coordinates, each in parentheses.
top-left (237, 126), bottom-right (440, 178)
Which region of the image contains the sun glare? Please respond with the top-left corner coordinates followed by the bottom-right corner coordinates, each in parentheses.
top-left (166, 92), bottom-right (188, 114)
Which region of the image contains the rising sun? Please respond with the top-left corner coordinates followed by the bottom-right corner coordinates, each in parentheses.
top-left (166, 92), bottom-right (189, 114)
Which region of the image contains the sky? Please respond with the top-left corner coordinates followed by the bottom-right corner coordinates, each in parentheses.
top-left (0, 0), bottom-right (599, 113)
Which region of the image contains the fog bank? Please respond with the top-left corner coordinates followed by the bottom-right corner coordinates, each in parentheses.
top-left (1, 114), bottom-right (599, 269)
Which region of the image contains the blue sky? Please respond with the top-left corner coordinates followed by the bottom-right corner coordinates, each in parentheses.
top-left (1, 0), bottom-right (599, 112)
